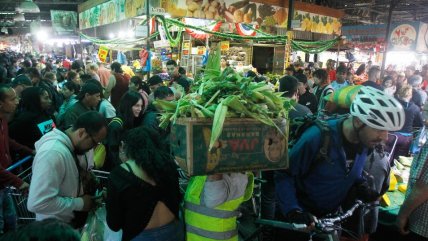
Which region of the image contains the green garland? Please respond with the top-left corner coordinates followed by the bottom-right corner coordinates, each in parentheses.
top-left (291, 40), bottom-right (337, 54)
top-left (80, 14), bottom-right (339, 54)
top-left (79, 32), bottom-right (159, 45)
top-left (155, 16), bottom-right (183, 47)
top-left (155, 15), bottom-right (287, 42)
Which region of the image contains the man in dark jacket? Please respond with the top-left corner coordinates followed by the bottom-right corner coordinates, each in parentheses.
top-left (0, 84), bottom-right (32, 234)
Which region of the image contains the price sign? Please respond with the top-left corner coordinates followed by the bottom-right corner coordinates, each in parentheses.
top-left (98, 45), bottom-right (109, 63)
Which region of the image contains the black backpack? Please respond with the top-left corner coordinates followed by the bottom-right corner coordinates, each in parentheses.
top-left (289, 114), bottom-right (347, 215)
top-left (289, 115), bottom-right (331, 168)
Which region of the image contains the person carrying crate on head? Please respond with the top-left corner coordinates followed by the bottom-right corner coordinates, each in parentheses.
top-left (0, 84), bottom-right (33, 234)
top-left (184, 172), bottom-right (253, 241)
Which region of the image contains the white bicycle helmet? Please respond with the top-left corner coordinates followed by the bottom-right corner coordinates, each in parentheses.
top-left (350, 86), bottom-right (404, 131)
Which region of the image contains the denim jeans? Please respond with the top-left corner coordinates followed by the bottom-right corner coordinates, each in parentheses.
top-left (261, 171), bottom-right (276, 241)
top-left (0, 188), bottom-right (17, 233)
top-left (130, 219), bottom-right (184, 241)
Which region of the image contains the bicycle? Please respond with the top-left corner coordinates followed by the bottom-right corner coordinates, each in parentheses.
top-left (244, 200), bottom-right (375, 241)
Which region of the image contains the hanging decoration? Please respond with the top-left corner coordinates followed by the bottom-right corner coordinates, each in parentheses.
top-left (80, 14), bottom-right (340, 54)
top-left (155, 15), bottom-right (286, 42)
top-left (139, 48), bottom-right (149, 67)
top-left (155, 16), bottom-right (183, 47)
top-left (149, 17), bottom-right (157, 35)
top-left (183, 18), bottom-right (222, 39)
top-left (291, 38), bottom-right (338, 54)
top-left (235, 23), bottom-right (258, 36)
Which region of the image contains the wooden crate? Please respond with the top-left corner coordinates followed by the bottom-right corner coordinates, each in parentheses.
top-left (170, 118), bottom-right (288, 176)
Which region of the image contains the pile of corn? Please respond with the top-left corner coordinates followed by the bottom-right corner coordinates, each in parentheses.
top-left (154, 46), bottom-right (293, 150)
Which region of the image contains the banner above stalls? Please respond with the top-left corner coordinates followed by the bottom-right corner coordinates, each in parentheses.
top-left (342, 22), bottom-right (428, 53)
top-left (79, 0), bottom-right (166, 30)
top-left (165, 0), bottom-right (342, 35)
top-left (342, 24), bottom-right (386, 50)
top-left (51, 10), bottom-right (78, 35)
top-left (79, 0), bottom-right (342, 35)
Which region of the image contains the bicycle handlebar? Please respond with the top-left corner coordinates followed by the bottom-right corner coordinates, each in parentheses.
top-left (315, 200), bottom-right (364, 232)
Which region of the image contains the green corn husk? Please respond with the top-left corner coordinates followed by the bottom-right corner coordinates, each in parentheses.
top-left (209, 101), bottom-right (228, 150)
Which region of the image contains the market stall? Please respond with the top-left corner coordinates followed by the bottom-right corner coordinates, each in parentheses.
top-left (78, 0), bottom-right (344, 75)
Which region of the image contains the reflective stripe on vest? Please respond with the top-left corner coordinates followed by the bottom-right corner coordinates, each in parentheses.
top-left (186, 224), bottom-right (238, 240)
top-left (185, 201), bottom-right (239, 219)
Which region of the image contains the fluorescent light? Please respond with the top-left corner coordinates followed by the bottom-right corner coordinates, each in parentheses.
top-left (36, 30), bottom-right (48, 41)
top-left (16, 0), bottom-right (40, 13)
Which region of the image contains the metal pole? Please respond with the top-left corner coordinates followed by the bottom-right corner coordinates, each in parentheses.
top-left (380, 0), bottom-right (398, 78)
top-left (146, 0), bottom-right (151, 79)
top-left (284, 0), bottom-right (294, 72)
top-left (336, 38), bottom-right (340, 65)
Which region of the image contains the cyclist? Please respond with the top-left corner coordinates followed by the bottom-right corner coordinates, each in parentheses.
top-left (275, 86), bottom-right (405, 240)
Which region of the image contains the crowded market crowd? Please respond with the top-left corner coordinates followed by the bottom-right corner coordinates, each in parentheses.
top-left (0, 50), bottom-right (427, 241)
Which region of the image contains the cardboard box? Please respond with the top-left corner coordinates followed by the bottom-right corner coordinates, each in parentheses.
top-left (170, 118), bottom-right (288, 176)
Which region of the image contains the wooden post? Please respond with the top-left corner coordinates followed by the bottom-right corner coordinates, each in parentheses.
top-left (284, 0), bottom-right (294, 73)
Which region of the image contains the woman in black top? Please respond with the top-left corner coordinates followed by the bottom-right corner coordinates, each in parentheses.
top-left (106, 127), bottom-right (183, 241)
top-left (10, 86), bottom-right (55, 151)
top-left (105, 91), bottom-right (144, 171)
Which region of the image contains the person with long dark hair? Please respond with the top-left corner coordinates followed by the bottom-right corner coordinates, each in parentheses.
top-left (105, 91), bottom-right (144, 171)
top-left (9, 87), bottom-right (55, 151)
top-left (106, 127), bottom-right (183, 241)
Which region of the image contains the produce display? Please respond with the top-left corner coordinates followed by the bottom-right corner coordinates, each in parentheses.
top-left (154, 46), bottom-right (292, 150)
top-left (223, 46), bottom-right (247, 63)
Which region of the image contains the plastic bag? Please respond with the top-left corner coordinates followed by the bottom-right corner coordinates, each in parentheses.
top-left (81, 206), bottom-right (122, 241)
top-left (410, 126), bottom-right (427, 155)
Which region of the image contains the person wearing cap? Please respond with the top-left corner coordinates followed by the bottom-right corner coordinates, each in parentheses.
top-left (275, 86), bottom-right (405, 241)
top-left (147, 75), bottom-right (164, 102)
top-left (57, 83), bottom-right (102, 130)
top-left (408, 75), bottom-right (427, 108)
top-left (11, 74), bottom-right (32, 98)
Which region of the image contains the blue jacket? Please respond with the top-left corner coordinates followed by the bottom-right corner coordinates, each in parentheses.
top-left (275, 118), bottom-right (368, 216)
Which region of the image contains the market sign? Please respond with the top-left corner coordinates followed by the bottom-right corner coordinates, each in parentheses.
top-left (50, 10), bottom-right (78, 35)
top-left (220, 41), bottom-right (230, 51)
top-left (388, 22), bottom-right (428, 52)
top-left (164, 0), bottom-right (341, 35)
top-left (389, 23), bottom-right (418, 51)
top-left (98, 45), bottom-right (109, 63)
top-left (79, 0), bottom-right (166, 30)
top-left (417, 23), bottom-right (428, 52)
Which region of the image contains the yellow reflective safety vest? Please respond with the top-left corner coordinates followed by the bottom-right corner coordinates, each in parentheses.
top-left (184, 173), bottom-right (254, 241)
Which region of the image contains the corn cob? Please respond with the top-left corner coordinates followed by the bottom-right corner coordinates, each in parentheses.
top-left (209, 101), bottom-right (228, 150)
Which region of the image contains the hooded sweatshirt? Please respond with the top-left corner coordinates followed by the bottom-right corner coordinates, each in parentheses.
top-left (27, 128), bottom-right (85, 223)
